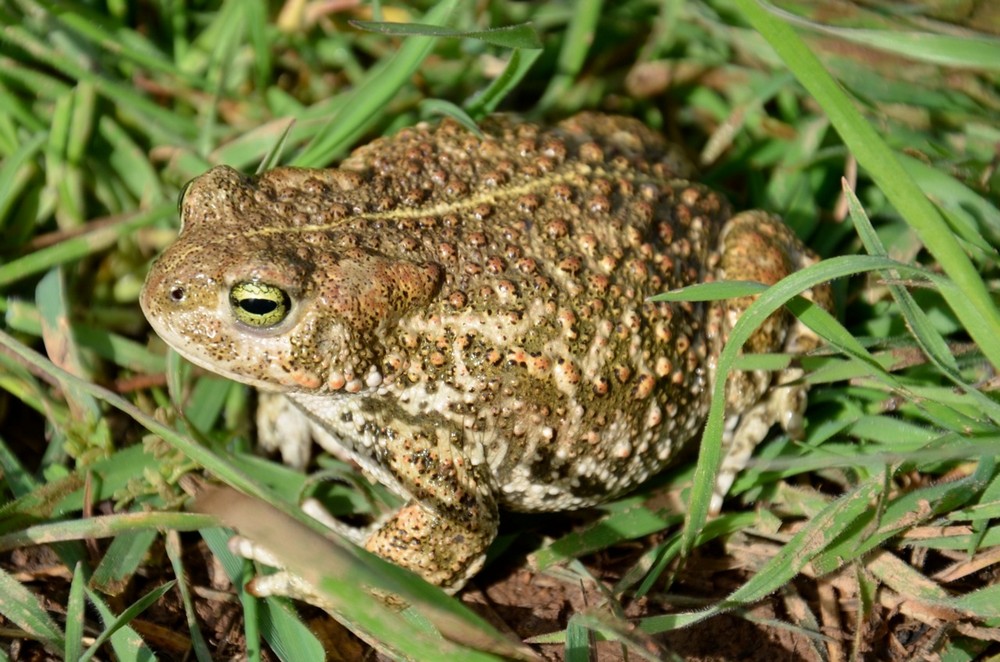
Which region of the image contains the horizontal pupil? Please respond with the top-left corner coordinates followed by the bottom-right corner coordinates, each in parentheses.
top-left (240, 298), bottom-right (279, 315)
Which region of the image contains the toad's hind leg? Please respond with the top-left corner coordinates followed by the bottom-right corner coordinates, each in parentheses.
top-left (363, 422), bottom-right (500, 593)
top-left (712, 211), bottom-right (831, 513)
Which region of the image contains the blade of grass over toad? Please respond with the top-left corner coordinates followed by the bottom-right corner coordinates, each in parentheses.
top-left (657, 280), bottom-right (885, 382)
top-left (350, 20), bottom-right (542, 50)
top-left (735, 0), bottom-right (1000, 372)
top-left (293, 0), bottom-right (459, 168)
top-left (199, 488), bottom-right (530, 661)
top-left (665, 255), bottom-right (975, 554)
top-left (841, 180), bottom-right (1000, 419)
top-left (199, 528), bottom-right (320, 660)
top-left (705, 216), bottom-right (1000, 427)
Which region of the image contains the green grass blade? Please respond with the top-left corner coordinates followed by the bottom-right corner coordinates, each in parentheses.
top-left (64, 562), bottom-right (86, 662)
top-left (90, 528), bottom-right (159, 596)
top-left (668, 254), bottom-right (986, 553)
top-left (0, 512), bottom-right (214, 551)
top-left (0, 565), bottom-right (64, 653)
top-left (533, 500), bottom-right (680, 571)
top-left (769, 6), bottom-right (1000, 71)
top-left (948, 583), bottom-right (1000, 618)
top-left (98, 117), bottom-right (163, 204)
top-left (735, 0), bottom-right (1000, 372)
top-left (245, 0), bottom-right (271, 93)
top-left (565, 615), bottom-right (592, 662)
top-left (899, 153), bottom-right (1000, 250)
top-left (640, 474), bottom-right (884, 632)
top-left (351, 19), bottom-right (542, 50)
top-left (0, 205), bottom-right (172, 288)
top-left (80, 582), bottom-right (175, 662)
top-left (842, 181), bottom-right (968, 382)
top-left (0, 131), bottom-right (45, 226)
top-left (164, 531), bottom-right (214, 662)
top-left (465, 47), bottom-right (544, 117)
top-left (31, 0), bottom-right (193, 82)
top-left (2, 23), bottom-right (193, 145)
top-left (417, 99), bottom-right (482, 132)
top-left (293, 0), bottom-right (459, 167)
top-left (538, 0), bottom-right (603, 110)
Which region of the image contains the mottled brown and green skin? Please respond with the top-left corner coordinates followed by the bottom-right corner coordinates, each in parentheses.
top-left (141, 114), bottom-right (829, 590)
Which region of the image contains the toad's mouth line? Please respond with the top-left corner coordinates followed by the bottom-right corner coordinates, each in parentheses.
top-left (245, 164), bottom-right (679, 238)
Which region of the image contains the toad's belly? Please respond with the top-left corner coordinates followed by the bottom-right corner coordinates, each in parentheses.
top-left (289, 372), bottom-right (711, 513)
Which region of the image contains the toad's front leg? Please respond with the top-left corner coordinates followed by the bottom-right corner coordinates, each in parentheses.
top-left (362, 420), bottom-right (500, 592)
top-left (237, 417), bottom-right (499, 604)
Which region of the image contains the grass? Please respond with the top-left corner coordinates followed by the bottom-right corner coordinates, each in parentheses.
top-left (1, 0), bottom-right (999, 659)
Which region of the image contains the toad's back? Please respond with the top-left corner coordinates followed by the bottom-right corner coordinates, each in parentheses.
top-left (338, 114), bottom-right (727, 509)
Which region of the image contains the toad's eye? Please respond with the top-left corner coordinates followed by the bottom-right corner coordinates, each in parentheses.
top-left (230, 282), bottom-right (292, 328)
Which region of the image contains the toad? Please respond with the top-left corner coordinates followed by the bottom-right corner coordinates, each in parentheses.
top-left (141, 113), bottom-right (830, 591)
